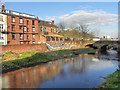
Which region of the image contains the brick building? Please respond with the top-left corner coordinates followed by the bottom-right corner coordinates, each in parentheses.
top-left (0, 4), bottom-right (64, 46)
top-left (38, 20), bottom-right (64, 47)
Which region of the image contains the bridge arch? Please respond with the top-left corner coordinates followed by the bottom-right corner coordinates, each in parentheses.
top-left (100, 45), bottom-right (108, 52)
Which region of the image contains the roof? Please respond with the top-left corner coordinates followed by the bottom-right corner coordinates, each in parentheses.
top-left (0, 8), bottom-right (38, 20)
top-left (0, 13), bottom-right (38, 20)
top-left (38, 20), bottom-right (58, 28)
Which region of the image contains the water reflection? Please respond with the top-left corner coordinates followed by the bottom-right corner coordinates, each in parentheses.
top-left (1, 55), bottom-right (119, 88)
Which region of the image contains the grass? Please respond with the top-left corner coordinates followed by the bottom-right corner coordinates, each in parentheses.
top-left (98, 70), bottom-right (120, 88)
top-left (2, 48), bottom-right (96, 74)
top-left (2, 50), bottom-right (37, 61)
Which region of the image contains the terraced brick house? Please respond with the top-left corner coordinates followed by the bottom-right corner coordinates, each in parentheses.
top-left (38, 20), bottom-right (64, 47)
top-left (0, 4), bottom-right (64, 46)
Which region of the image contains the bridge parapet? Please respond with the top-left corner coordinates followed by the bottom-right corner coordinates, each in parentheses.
top-left (93, 40), bottom-right (120, 53)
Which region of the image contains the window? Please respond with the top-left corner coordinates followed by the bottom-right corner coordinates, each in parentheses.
top-left (0, 33), bottom-right (3, 40)
top-left (7, 41), bottom-right (10, 44)
top-left (23, 26), bottom-right (26, 31)
top-left (51, 28), bottom-right (53, 32)
top-left (12, 25), bottom-right (15, 31)
top-left (11, 17), bottom-right (15, 23)
top-left (20, 34), bottom-right (23, 39)
top-left (0, 16), bottom-right (3, 21)
top-left (12, 34), bottom-right (15, 40)
top-left (28, 41), bottom-right (30, 44)
top-left (24, 41), bottom-right (27, 44)
top-left (8, 26), bottom-right (10, 29)
top-left (33, 41), bottom-right (35, 44)
top-left (46, 37), bottom-right (50, 41)
top-left (0, 24), bottom-right (3, 31)
top-left (27, 20), bottom-right (29, 25)
top-left (52, 37), bottom-right (55, 41)
top-left (20, 41), bottom-right (23, 44)
top-left (19, 18), bottom-right (23, 24)
top-left (19, 26), bottom-right (22, 29)
top-left (38, 21), bottom-right (40, 23)
top-left (32, 34), bottom-right (35, 39)
top-left (32, 20), bottom-right (35, 25)
top-left (44, 27), bottom-right (47, 32)
top-left (32, 27), bottom-right (35, 32)
top-left (27, 28), bottom-right (29, 32)
top-left (60, 38), bottom-right (63, 41)
top-left (27, 35), bottom-right (29, 39)
top-left (41, 27), bottom-right (43, 32)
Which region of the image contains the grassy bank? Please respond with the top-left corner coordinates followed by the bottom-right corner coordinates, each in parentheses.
top-left (98, 70), bottom-right (120, 88)
top-left (2, 48), bottom-right (96, 73)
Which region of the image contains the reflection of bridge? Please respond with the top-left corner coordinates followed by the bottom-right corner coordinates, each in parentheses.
top-left (93, 41), bottom-right (120, 53)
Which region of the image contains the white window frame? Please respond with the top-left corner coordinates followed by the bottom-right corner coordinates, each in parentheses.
top-left (0, 16), bottom-right (3, 21)
top-left (33, 41), bottom-right (35, 44)
top-left (24, 26), bottom-right (26, 31)
top-left (19, 18), bottom-right (23, 24)
top-left (20, 41), bottom-right (23, 44)
top-left (12, 17), bottom-right (15, 22)
top-left (0, 24), bottom-right (3, 31)
top-left (32, 27), bottom-right (35, 32)
top-left (32, 34), bottom-right (35, 39)
top-left (20, 34), bottom-right (23, 39)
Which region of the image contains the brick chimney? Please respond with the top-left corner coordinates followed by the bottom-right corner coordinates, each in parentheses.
top-left (37, 16), bottom-right (39, 20)
top-left (52, 20), bottom-right (54, 24)
top-left (2, 4), bottom-right (5, 13)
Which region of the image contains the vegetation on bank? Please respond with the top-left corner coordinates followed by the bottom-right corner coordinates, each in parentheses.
top-left (2, 48), bottom-right (96, 73)
top-left (98, 70), bottom-right (120, 88)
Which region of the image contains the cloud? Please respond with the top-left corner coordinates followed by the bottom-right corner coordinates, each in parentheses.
top-left (59, 10), bottom-right (118, 27)
top-left (79, 5), bottom-right (93, 10)
top-left (46, 16), bottom-right (57, 21)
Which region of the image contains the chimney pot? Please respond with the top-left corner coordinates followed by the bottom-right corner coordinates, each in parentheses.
top-left (2, 4), bottom-right (5, 13)
top-left (37, 16), bottom-right (39, 20)
top-left (52, 20), bottom-right (54, 24)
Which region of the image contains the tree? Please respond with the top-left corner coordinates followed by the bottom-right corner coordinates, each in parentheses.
top-left (58, 21), bottom-right (66, 31)
top-left (77, 24), bottom-right (90, 41)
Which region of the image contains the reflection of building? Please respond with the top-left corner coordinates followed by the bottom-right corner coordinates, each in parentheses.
top-left (0, 4), bottom-right (64, 45)
top-left (2, 62), bottom-right (61, 88)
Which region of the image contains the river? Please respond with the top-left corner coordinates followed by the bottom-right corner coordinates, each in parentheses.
top-left (1, 50), bottom-right (120, 88)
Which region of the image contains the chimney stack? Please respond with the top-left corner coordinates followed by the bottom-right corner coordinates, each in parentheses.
top-left (2, 4), bottom-right (5, 13)
top-left (37, 16), bottom-right (39, 20)
top-left (52, 20), bottom-right (54, 24)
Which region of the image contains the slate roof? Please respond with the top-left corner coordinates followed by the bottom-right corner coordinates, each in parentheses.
top-left (0, 8), bottom-right (58, 27)
top-left (38, 20), bottom-right (58, 28)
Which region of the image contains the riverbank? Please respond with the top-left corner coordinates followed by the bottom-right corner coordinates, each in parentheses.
top-left (2, 48), bottom-right (96, 74)
top-left (98, 70), bottom-right (120, 88)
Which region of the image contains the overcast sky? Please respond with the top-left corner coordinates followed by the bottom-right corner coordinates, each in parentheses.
top-left (0, 2), bottom-right (118, 38)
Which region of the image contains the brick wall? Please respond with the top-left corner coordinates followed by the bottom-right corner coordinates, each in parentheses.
top-left (7, 15), bottom-right (39, 45)
top-left (1, 44), bottom-right (48, 53)
top-left (64, 41), bottom-right (83, 49)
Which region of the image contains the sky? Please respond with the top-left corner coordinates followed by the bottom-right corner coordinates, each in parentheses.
top-left (0, 2), bottom-right (118, 38)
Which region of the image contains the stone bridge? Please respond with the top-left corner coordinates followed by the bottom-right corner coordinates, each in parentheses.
top-left (86, 40), bottom-right (120, 53)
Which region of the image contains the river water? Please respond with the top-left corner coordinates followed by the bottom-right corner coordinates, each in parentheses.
top-left (1, 50), bottom-right (120, 88)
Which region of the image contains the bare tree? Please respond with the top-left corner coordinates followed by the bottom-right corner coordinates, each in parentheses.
top-left (58, 21), bottom-right (66, 31)
top-left (68, 22), bottom-right (77, 31)
top-left (77, 24), bottom-right (90, 42)
top-left (91, 29), bottom-right (101, 37)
